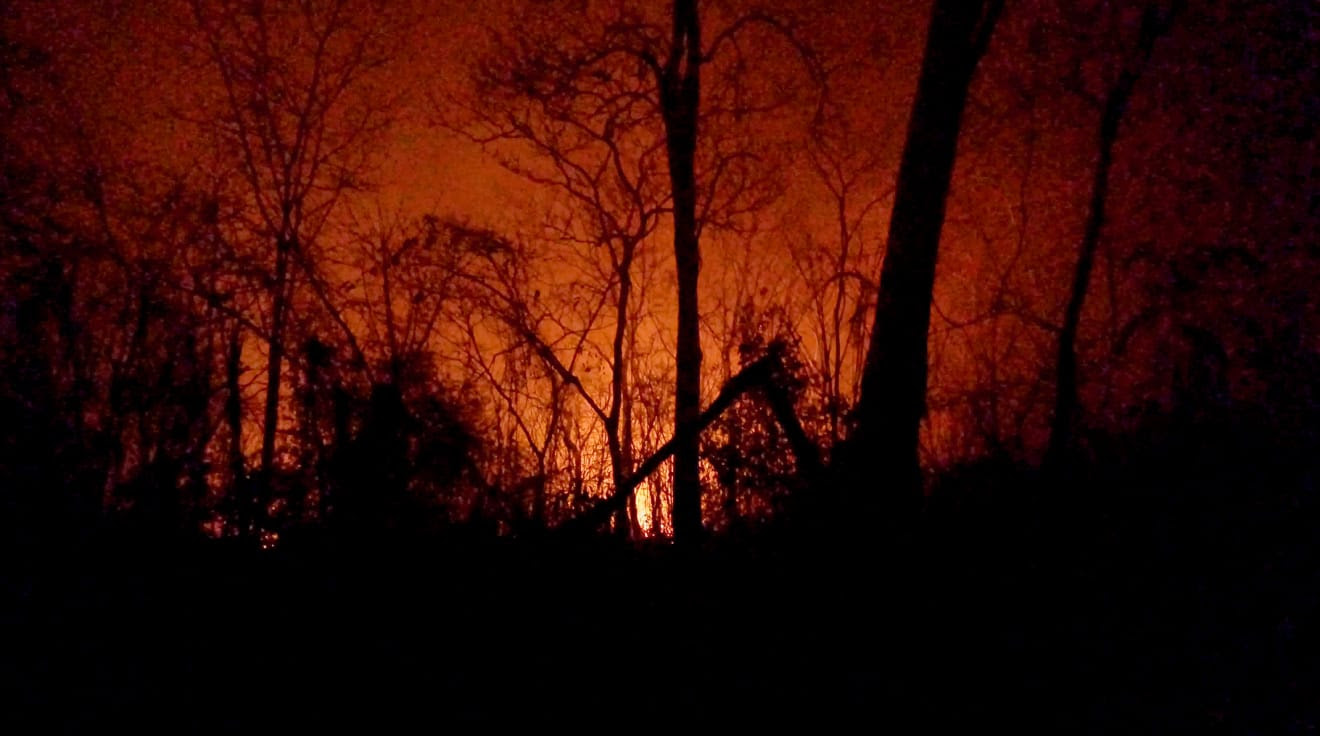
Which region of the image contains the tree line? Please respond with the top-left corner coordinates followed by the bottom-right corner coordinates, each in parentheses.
top-left (2, 0), bottom-right (1315, 550)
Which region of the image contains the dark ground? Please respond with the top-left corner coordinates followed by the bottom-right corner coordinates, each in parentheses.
top-left (6, 442), bottom-right (1320, 732)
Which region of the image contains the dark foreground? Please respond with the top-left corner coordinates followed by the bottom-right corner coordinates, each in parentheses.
top-left (6, 454), bottom-right (1320, 731)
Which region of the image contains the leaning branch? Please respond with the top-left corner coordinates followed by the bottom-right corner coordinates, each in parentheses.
top-left (552, 347), bottom-right (781, 536)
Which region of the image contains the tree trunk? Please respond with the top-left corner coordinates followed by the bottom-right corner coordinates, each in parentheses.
top-left (849, 0), bottom-right (1002, 518)
top-left (1045, 116), bottom-right (1118, 474)
top-left (662, 0), bottom-right (703, 545)
top-left (623, 370), bottom-right (639, 535)
top-left (226, 323), bottom-right (246, 534)
top-left (1046, 4), bottom-right (1178, 473)
top-left (610, 261), bottom-right (635, 539)
top-left (258, 239), bottom-right (291, 534)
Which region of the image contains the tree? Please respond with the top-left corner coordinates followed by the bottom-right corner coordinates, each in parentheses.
top-left (462, 20), bottom-right (673, 535)
top-left (460, 0), bottom-right (818, 542)
top-left (1045, 2), bottom-right (1183, 471)
top-left (656, 0), bottom-right (816, 542)
top-left (847, 0), bottom-right (1003, 519)
top-left (0, 9), bottom-right (258, 541)
top-left (790, 110), bottom-right (893, 450)
top-left (446, 236), bottom-right (581, 529)
top-left (660, 0), bottom-right (705, 543)
top-left (186, 0), bottom-right (398, 535)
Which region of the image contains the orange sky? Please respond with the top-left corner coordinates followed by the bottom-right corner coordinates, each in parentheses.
top-left (4, 0), bottom-right (1137, 480)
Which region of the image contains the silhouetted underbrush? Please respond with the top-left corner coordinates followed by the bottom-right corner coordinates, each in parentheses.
top-left (6, 410), bottom-right (1318, 730)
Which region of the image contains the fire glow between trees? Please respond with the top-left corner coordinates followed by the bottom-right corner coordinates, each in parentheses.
top-left (6, 0), bottom-right (1319, 728)
top-left (4, 0), bottom-right (1315, 540)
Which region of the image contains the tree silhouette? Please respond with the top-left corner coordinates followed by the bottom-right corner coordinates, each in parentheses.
top-left (3, 1), bottom-right (1319, 728)
top-left (460, 0), bottom-right (819, 540)
top-left (847, 0), bottom-right (1003, 519)
top-left (463, 24), bottom-right (672, 536)
top-left (1045, 2), bottom-right (1183, 473)
top-left (185, 0), bottom-right (398, 536)
top-left (659, 0), bottom-right (705, 544)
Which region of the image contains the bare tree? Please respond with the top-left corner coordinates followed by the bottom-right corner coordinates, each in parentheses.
top-left (658, 0), bottom-right (706, 543)
top-left (1045, 2), bottom-right (1183, 471)
top-left (186, 0), bottom-right (397, 534)
top-left (458, 0), bottom-right (819, 542)
top-left (450, 274), bottom-right (575, 528)
top-left (657, 0), bottom-right (819, 542)
top-left (789, 114), bottom-right (893, 449)
top-left (443, 221), bottom-right (639, 532)
top-left (462, 21), bottom-right (673, 535)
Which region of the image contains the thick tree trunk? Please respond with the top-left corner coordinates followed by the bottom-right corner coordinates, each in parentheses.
top-left (662, 0), bottom-right (704, 544)
top-left (849, 0), bottom-right (1001, 518)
